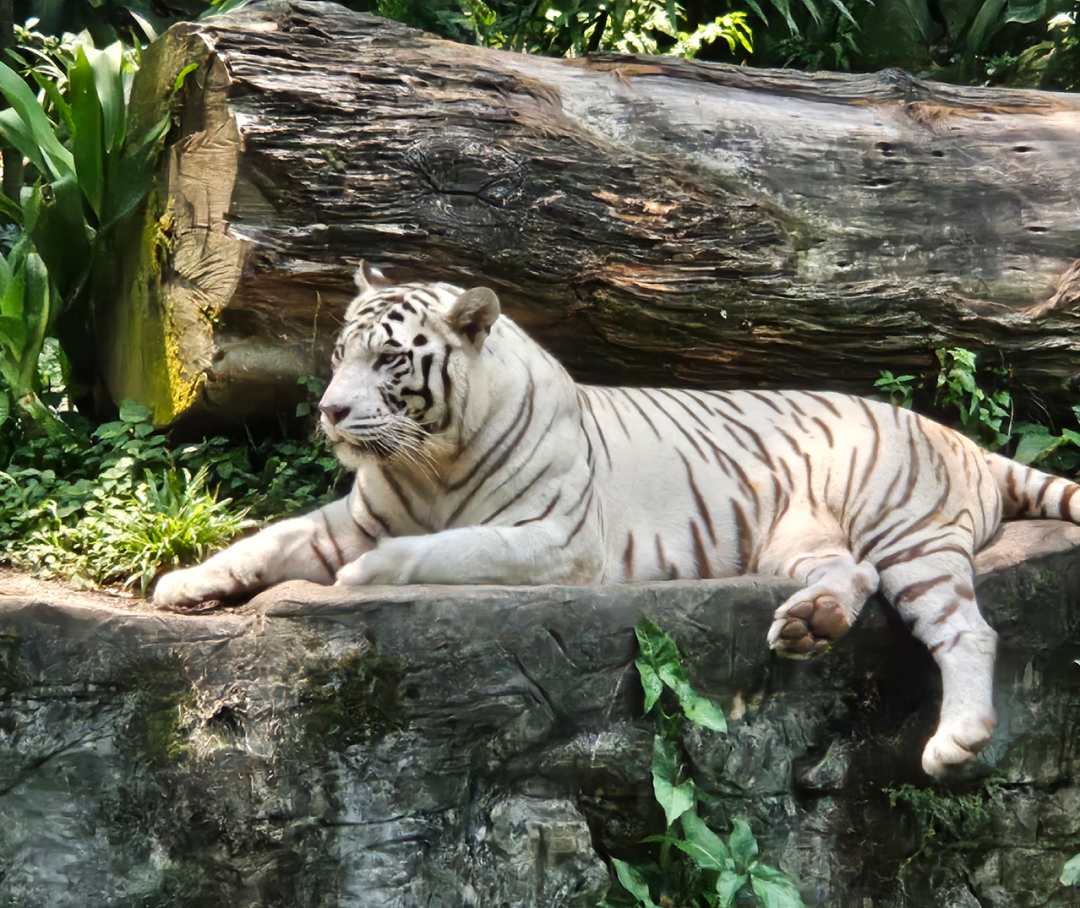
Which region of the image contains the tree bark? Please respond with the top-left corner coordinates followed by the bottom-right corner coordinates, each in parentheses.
top-left (110, 0), bottom-right (1080, 427)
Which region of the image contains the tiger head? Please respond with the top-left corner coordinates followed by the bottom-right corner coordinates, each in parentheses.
top-left (319, 262), bottom-right (501, 469)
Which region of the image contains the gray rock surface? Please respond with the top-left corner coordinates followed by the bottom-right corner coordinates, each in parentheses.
top-left (2, 521), bottom-right (1079, 907)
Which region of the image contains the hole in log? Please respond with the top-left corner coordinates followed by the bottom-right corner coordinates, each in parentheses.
top-left (867, 179), bottom-right (894, 188)
top-left (875, 142), bottom-right (894, 156)
top-left (931, 150), bottom-right (945, 157)
top-left (1013, 145), bottom-right (1034, 153)
top-left (1027, 225), bottom-right (1048, 233)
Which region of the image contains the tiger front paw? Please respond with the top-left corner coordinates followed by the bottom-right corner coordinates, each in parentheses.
top-left (152, 566), bottom-right (241, 608)
top-left (336, 539), bottom-right (418, 586)
top-left (767, 588), bottom-right (852, 657)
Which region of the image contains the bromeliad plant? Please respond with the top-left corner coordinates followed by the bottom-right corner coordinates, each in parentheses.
top-left (0, 37), bottom-right (172, 435)
top-left (602, 617), bottom-right (805, 908)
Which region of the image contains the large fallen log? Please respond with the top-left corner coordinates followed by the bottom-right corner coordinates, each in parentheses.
top-left (109, 0), bottom-right (1080, 427)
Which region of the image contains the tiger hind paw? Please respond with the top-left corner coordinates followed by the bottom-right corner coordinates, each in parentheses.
top-left (921, 714), bottom-right (996, 778)
top-left (768, 588), bottom-right (853, 657)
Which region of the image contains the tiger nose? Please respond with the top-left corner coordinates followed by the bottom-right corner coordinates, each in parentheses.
top-left (320, 403), bottom-right (350, 425)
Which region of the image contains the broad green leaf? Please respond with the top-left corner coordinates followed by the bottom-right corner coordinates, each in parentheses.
top-left (0, 316), bottom-right (27, 367)
top-left (1013, 430), bottom-right (1062, 465)
top-left (651, 735), bottom-right (696, 827)
top-left (796, 0), bottom-right (825, 25)
top-left (677, 809), bottom-right (731, 871)
top-left (966, 0), bottom-right (1008, 53)
top-left (728, 818), bottom-right (758, 871)
top-left (0, 386), bottom-right (9, 426)
top-left (635, 616), bottom-right (680, 667)
top-left (749, 868), bottom-right (806, 908)
top-left (16, 251), bottom-right (51, 389)
top-left (823, 0), bottom-right (859, 24)
top-left (1061, 853), bottom-right (1080, 886)
top-left (174, 62), bottom-right (199, 93)
top-left (0, 62), bottom-right (74, 179)
top-left (1062, 428), bottom-right (1080, 447)
top-left (638, 660), bottom-right (664, 714)
top-left (0, 259), bottom-right (25, 317)
top-left (101, 113), bottom-right (170, 229)
top-left (0, 107), bottom-right (52, 180)
top-left (1005, 0), bottom-right (1046, 21)
top-left (0, 191), bottom-right (22, 225)
top-left (665, 673), bottom-right (727, 733)
top-left (86, 42), bottom-right (127, 153)
top-left (30, 70), bottom-right (75, 138)
top-left (70, 47), bottom-right (105, 219)
top-left (612, 858), bottom-right (659, 908)
top-left (717, 869), bottom-right (748, 907)
top-left (29, 174), bottom-right (94, 307)
top-left (120, 399), bottom-right (151, 423)
top-left (742, 0), bottom-right (769, 24)
top-left (769, 0), bottom-right (801, 32)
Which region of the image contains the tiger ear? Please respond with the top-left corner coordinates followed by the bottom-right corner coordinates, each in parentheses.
top-left (449, 287), bottom-right (501, 350)
top-left (353, 260), bottom-right (385, 295)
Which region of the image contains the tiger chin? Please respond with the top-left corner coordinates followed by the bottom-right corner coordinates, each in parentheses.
top-left (154, 262), bottom-right (1080, 779)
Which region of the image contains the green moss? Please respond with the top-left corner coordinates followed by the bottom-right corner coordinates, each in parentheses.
top-left (301, 649), bottom-right (404, 753)
top-left (0, 633), bottom-right (25, 696)
top-left (886, 780), bottom-right (1004, 858)
top-left (124, 654), bottom-right (196, 769)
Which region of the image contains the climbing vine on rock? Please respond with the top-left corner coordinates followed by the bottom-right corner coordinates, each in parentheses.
top-left (601, 617), bottom-right (805, 908)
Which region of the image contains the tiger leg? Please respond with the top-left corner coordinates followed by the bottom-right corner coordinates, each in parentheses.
top-left (153, 498), bottom-right (371, 607)
top-left (877, 547), bottom-right (997, 778)
top-left (768, 550), bottom-right (879, 656)
top-left (335, 522), bottom-right (602, 586)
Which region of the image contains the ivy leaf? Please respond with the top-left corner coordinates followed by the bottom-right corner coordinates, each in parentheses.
top-left (667, 674), bottom-right (727, 733)
top-left (676, 809), bottom-right (731, 871)
top-left (716, 869), bottom-right (749, 907)
top-left (728, 818), bottom-right (758, 871)
top-left (636, 616), bottom-right (727, 732)
top-left (651, 734), bottom-right (696, 827)
top-left (1061, 853), bottom-right (1080, 886)
top-left (637, 660), bottom-right (664, 715)
top-left (635, 616), bottom-right (680, 668)
top-left (612, 858), bottom-right (659, 908)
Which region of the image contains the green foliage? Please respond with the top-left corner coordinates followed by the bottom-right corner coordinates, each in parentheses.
top-left (873, 370), bottom-right (919, 410)
top-left (601, 617), bottom-right (804, 908)
top-left (0, 400), bottom-right (345, 591)
top-left (875, 348), bottom-right (1080, 475)
top-left (934, 347), bottom-right (1012, 448)
top-left (885, 781), bottom-right (1004, 860)
top-left (0, 30), bottom-right (173, 436)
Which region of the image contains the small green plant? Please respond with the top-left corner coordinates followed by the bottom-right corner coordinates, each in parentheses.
top-left (0, 34), bottom-right (174, 435)
top-left (0, 399), bottom-right (345, 591)
top-left (295, 373), bottom-right (327, 418)
top-left (934, 348), bottom-right (1012, 448)
top-left (873, 370), bottom-right (918, 409)
top-left (875, 348), bottom-right (1080, 475)
top-left (601, 617), bottom-right (805, 908)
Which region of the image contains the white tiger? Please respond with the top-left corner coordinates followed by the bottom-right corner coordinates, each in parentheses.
top-left (154, 264), bottom-right (1080, 778)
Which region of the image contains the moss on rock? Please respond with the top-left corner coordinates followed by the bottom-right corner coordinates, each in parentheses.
top-left (301, 649), bottom-right (404, 753)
